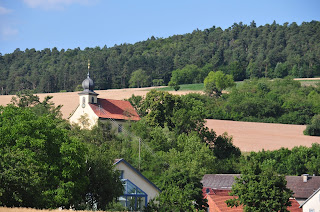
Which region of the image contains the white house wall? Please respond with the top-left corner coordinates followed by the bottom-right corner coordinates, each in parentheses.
top-left (302, 189), bottom-right (320, 212)
top-left (115, 162), bottom-right (160, 201)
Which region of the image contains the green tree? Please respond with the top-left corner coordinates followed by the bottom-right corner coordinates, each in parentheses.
top-left (81, 143), bottom-right (123, 210)
top-left (204, 71), bottom-right (235, 97)
top-left (129, 69), bottom-right (150, 88)
top-left (146, 134), bottom-right (213, 211)
top-left (304, 114), bottom-right (320, 136)
top-left (226, 159), bottom-right (293, 211)
top-left (0, 105), bottom-right (88, 208)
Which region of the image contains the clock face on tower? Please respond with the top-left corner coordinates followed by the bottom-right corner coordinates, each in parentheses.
top-left (82, 97), bottom-right (86, 108)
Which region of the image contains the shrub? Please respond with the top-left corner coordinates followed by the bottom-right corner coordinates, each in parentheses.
top-left (304, 114), bottom-right (320, 136)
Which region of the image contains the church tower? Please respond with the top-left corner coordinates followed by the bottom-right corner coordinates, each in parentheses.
top-left (78, 60), bottom-right (98, 108)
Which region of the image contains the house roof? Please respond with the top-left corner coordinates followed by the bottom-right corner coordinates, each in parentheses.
top-left (201, 174), bottom-right (240, 190)
top-left (205, 189), bottom-right (301, 212)
top-left (206, 192), bottom-right (243, 212)
top-left (114, 158), bottom-right (161, 192)
top-left (299, 187), bottom-right (320, 208)
top-left (286, 176), bottom-right (320, 199)
top-left (89, 98), bottom-right (140, 121)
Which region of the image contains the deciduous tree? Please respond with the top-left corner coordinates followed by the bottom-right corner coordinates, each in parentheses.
top-left (204, 71), bottom-right (235, 97)
top-left (226, 159), bottom-right (292, 211)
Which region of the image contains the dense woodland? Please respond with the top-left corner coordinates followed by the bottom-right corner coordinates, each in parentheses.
top-left (0, 21), bottom-right (320, 94)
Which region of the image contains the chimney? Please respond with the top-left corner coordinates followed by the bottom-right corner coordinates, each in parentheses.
top-left (302, 174), bottom-right (309, 183)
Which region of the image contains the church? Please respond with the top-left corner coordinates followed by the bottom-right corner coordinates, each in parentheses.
top-left (69, 68), bottom-right (140, 130)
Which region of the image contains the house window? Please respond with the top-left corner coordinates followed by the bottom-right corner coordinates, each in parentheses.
top-left (92, 97), bottom-right (94, 103)
top-left (119, 179), bottom-right (147, 211)
top-left (118, 124), bottom-right (122, 133)
top-left (120, 170), bottom-right (124, 179)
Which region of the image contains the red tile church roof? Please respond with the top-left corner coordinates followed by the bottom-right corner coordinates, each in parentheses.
top-left (89, 98), bottom-right (140, 121)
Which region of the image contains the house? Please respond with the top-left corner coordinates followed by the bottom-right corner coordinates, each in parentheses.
top-left (201, 174), bottom-right (320, 211)
top-left (69, 72), bottom-right (140, 129)
top-left (114, 158), bottom-right (161, 211)
top-left (299, 187), bottom-right (320, 212)
top-left (286, 174), bottom-right (320, 205)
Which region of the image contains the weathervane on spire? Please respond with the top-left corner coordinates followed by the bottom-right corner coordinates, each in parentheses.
top-left (87, 59), bottom-right (90, 77)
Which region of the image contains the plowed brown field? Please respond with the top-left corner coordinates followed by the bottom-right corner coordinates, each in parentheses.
top-left (0, 86), bottom-right (319, 152)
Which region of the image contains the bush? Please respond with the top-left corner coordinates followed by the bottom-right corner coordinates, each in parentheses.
top-left (304, 114), bottom-right (320, 136)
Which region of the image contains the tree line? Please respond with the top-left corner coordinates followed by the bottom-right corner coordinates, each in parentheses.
top-left (182, 77), bottom-right (320, 126)
top-left (0, 20), bottom-right (319, 94)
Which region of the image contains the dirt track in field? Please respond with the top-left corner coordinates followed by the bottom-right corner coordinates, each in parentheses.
top-left (0, 86), bottom-right (319, 152)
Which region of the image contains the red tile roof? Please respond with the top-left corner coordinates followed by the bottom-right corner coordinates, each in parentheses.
top-left (89, 98), bottom-right (140, 121)
top-left (205, 189), bottom-right (301, 212)
top-left (205, 190), bottom-right (243, 212)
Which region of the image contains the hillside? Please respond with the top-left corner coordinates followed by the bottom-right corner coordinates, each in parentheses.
top-left (0, 21), bottom-right (319, 94)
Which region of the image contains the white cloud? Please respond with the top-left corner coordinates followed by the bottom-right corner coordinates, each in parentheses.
top-left (1, 26), bottom-right (19, 40)
top-left (23, 0), bottom-right (92, 10)
top-left (0, 6), bottom-right (12, 15)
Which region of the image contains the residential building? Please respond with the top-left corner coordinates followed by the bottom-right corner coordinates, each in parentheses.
top-left (201, 174), bottom-right (320, 211)
top-left (114, 159), bottom-right (161, 211)
top-left (299, 187), bottom-right (320, 212)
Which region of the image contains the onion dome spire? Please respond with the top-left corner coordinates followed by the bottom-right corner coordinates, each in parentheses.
top-left (81, 60), bottom-right (96, 93)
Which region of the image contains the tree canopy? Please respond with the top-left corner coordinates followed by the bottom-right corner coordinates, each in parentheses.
top-left (0, 21), bottom-right (319, 94)
top-left (204, 71), bottom-right (235, 97)
top-left (0, 94), bottom-right (123, 210)
top-left (226, 158), bottom-right (293, 211)
top-left (0, 105), bottom-right (87, 208)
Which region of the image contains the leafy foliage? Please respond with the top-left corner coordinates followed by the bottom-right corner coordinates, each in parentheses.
top-left (226, 158), bottom-right (293, 211)
top-left (0, 94), bottom-right (123, 210)
top-left (1, 21), bottom-right (320, 94)
top-left (204, 71), bottom-right (235, 97)
top-left (200, 78), bottom-right (320, 125)
top-left (129, 69), bottom-right (151, 88)
top-left (304, 114), bottom-right (320, 136)
top-left (0, 105), bottom-right (87, 208)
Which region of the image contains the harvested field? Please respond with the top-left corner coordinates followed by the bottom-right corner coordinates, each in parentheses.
top-left (0, 86), bottom-right (202, 119)
top-left (1, 86), bottom-right (319, 152)
top-left (206, 119), bottom-right (320, 152)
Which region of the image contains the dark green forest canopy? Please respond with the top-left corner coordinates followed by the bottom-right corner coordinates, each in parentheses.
top-left (0, 21), bottom-right (319, 94)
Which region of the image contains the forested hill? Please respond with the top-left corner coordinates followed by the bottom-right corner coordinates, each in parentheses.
top-left (0, 20), bottom-right (320, 94)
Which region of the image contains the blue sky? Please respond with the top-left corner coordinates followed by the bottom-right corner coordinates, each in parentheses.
top-left (0, 0), bottom-right (319, 55)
